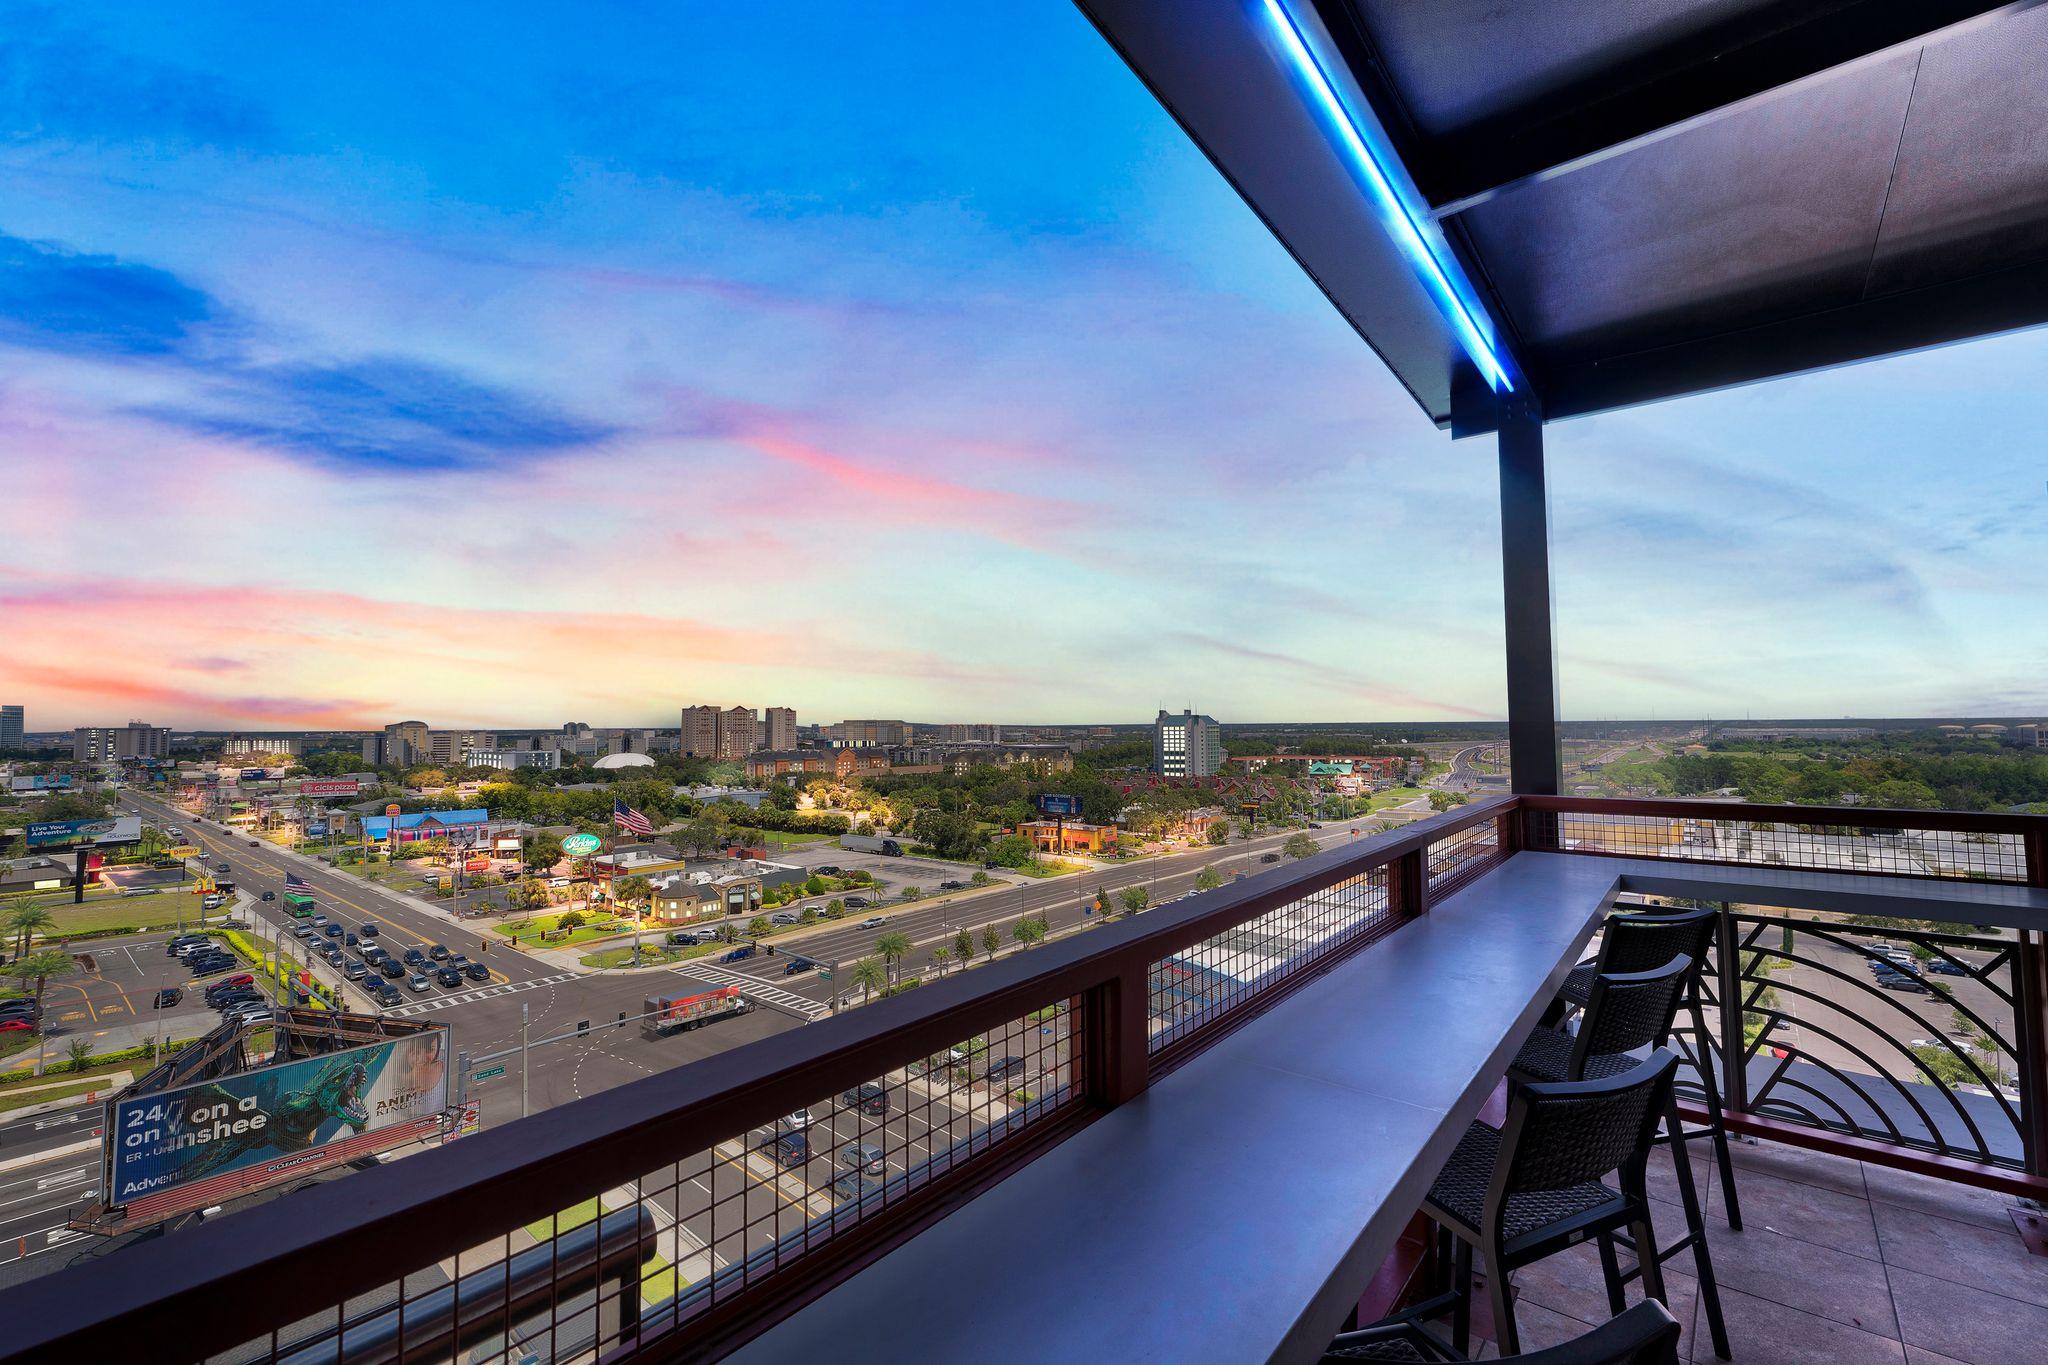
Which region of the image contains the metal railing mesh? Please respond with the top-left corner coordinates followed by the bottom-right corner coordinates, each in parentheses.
top-left (210, 998), bottom-right (1083, 1364)
top-left (1426, 821), bottom-right (1500, 897)
top-left (1147, 866), bottom-right (1393, 1054)
top-left (1528, 810), bottom-right (2028, 883)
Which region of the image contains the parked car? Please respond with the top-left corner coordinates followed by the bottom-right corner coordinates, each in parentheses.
top-left (770, 911), bottom-right (798, 926)
top-left (1878, 972), bottom-right (1931, 993)
top-left (938, 879), bottom-right (964, 890)
top-left (152, 988), bottom-right (183, 1008)
top-left (771, 1130), bottom-right (811, 1168)
top-left (464, 960), bottom-right (490, 981)
top-left (167, 935), bottom-right (208, 956)
top-left (779, 1108), bottom-right (814, 1131)
top-left (204, 974), bottom-right (255, 998)
top-left (814, 865), bottom-right (841, 877)
top-left (0, 1018), bottom-right (32, 1033)
top-left (983, 1056), bottom-right (1027, 1084)
top-left (1927, 958), bottom-right (1970, 976)
top-left (840, 1082), bottom-right (889, 1117)
top-left (836, 1142), bottom-right (885, 1176)
top-left (844, 897), bottom-right (872, 910)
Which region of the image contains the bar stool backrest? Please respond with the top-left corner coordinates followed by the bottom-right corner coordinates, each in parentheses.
top-left (1591, 907), bottom-right (1715, 979)
top-left (1504, 1299), bottom-right (1682, 1364)
top-left (1491, 1051), bottom-right (1678, 1205)
top-left (1572, 955), bottom-right (1690, 1077)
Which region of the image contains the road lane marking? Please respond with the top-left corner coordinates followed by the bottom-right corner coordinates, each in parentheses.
top-left (380, 972), bottom-right (574, 1018)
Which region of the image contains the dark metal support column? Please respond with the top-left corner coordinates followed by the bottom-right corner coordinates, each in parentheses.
top-left (1497, 399), bottom-right (1562, 794)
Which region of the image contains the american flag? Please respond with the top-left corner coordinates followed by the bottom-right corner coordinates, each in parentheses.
top-left (285, 872), bottom-right (309, 889)
top-left (612, 798), bottom-right (653, 837)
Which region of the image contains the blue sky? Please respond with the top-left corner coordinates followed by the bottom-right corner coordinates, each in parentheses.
top-left (1, 2), bottom-right (2042, 729)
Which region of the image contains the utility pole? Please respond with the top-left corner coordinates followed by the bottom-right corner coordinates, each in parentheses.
top-left (520, 1002), bottom-right (531, 1118)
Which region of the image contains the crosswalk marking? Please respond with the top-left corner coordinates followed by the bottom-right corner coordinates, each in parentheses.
top-left (672, 963), bottom-right (829, 1020)
top-left (382, 971), bottom-right (574, 1018)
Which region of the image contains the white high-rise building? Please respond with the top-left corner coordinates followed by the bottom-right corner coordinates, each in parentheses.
top-left (1153, 709), bottom-right (1222, 778)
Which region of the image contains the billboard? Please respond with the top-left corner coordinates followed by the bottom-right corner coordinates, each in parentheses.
top-left (299, 778), bottom-right (361, 797)
top-left (108, 1030), bottom-right (450, 1221)
top-left (27, 815), bottom-right (142, 848)
top-left (1035, 794), bottom-right (1081, 817)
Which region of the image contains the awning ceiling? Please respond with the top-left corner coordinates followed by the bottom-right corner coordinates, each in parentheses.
top-left (1075, 1), bottom-right (2048, 432)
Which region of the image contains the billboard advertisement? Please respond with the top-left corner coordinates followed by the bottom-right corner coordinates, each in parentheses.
top-left (1034, 794), bottom-right (1081, 817)
top-left (108, 1030), bottom-right (450, 1221)
top-left (26, 815), bottom-right (141, 848)
top-left (299, 778), bottom-right (361, 797)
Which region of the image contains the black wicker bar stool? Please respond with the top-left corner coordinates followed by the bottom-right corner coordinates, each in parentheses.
top-left (1512, 955), bottom-right (1729, 1360)
top-left (1556, 906), bottom-right (1741, 1231)
top-left (1413, 1051), bottom-right (1681, 1359)
top-left (1323, 1298), bottom-right (1680, 1363)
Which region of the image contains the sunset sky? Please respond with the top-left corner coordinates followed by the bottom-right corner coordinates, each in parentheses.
top-left (3, 2), bottom-right (2043, 731)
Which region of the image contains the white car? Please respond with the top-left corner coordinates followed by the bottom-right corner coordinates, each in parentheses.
top-left (778, 1109), bottom-right (814, 1131)
top-left (860, 916), bottom-right (886, 929)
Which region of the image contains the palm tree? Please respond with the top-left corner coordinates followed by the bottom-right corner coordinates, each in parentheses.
top-left (875, 931), bottom-right (912, 984)
top-left (980, 924), bottom-right (1001, 963)
top-left (6, 904), bottom-right (55, 958)
top-left (953, 927), bottom-right (976, 967)
top-left (8, 949), bottom-right (77, 1038)
top-left (930, 946), bottom-right (953, 976)
top-left (849, 956), bottom-right (888, 1003)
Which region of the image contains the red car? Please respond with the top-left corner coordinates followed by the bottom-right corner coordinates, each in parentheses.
top-left (0, 1019), bottom-right (32, 1033)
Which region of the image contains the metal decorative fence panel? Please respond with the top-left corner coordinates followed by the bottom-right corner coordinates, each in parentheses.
top-left (207, 998), bottom-right (1085, 1364)
top-left (1683, 911), bottom-right (2026, 1170)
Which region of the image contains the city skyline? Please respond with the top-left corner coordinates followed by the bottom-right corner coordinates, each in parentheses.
top-left (3, 2), bottom-right (2044, 732)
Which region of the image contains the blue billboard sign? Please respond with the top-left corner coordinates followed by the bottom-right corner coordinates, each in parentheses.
top-left (1034, 794), bottom-right (1081, 817)
top-left (26, 815), bottom-right (141, 848)
top-left (109, 1031), bottom-right (449, 1217)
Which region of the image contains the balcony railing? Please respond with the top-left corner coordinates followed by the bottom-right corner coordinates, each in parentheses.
top-left (2, 795), bottom-right (2041, 1363)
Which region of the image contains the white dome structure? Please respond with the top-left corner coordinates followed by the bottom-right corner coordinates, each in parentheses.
top-left (593, 752), bottom-right (657, 770)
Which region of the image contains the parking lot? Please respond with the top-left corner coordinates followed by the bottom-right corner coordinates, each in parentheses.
top-left (30, 929), bottom-right (222, 1052)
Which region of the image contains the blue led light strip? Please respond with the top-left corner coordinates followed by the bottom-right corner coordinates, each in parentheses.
top-left (1259, 0), bottom-right (1512, 393)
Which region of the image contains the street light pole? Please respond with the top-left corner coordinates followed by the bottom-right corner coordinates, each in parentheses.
top-left (520, 1002), bottom-right (531, 1119)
